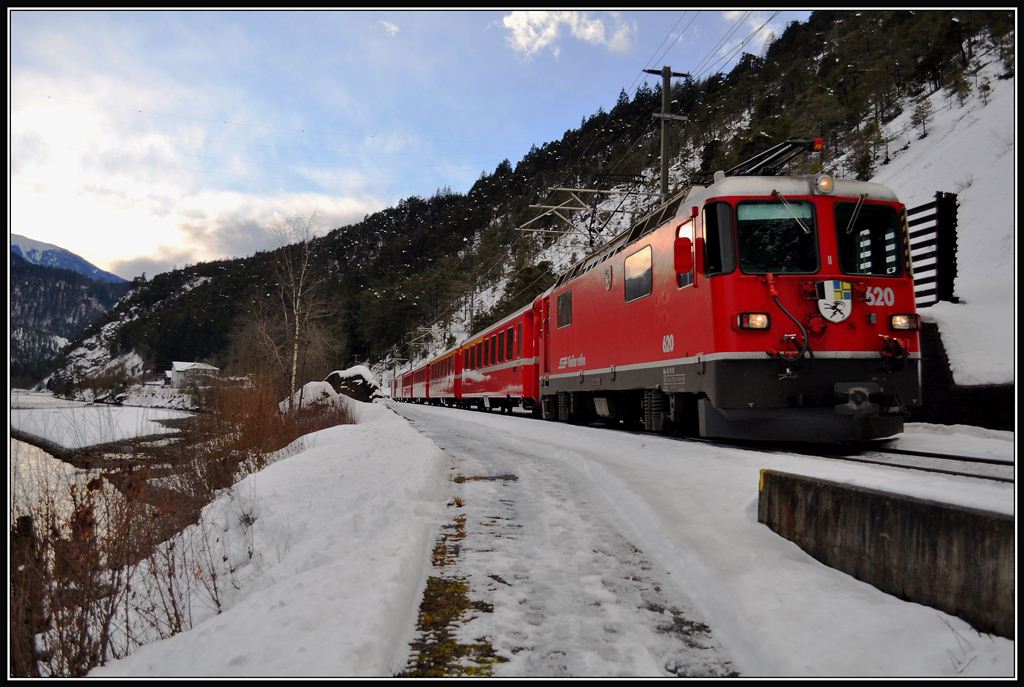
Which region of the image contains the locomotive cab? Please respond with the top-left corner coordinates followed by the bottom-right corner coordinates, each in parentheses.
top-left (537, 171), bottom-right (922, 443)
top-left (690, 174), bottom-right (922, 441)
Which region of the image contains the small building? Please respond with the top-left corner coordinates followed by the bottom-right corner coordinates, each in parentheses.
top-left (170, 361), bottom-right (220, 389)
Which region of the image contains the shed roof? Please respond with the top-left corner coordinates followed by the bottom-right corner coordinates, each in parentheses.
top-left (171, 361), bottom-right (220, 372)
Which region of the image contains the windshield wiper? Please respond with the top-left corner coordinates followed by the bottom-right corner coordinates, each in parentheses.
top-left (771, 190), bottom-right (811, 234)
top-left (844, 193), bottom-right (869, 234)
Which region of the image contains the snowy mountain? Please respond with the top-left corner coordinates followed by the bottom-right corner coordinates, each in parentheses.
top-left (11, 233), bottom-right (127, 283)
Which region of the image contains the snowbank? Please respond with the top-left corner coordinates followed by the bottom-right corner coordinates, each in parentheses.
top-left (278, 380), bottom-right (349, 413)
top-left (91, 398), bottom-right (446, 677)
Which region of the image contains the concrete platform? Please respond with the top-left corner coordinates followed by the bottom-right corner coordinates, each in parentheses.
top-left (758, 469), bottom-right (1013, 639)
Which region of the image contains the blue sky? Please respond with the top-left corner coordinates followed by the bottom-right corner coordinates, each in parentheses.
top-left (10, 9), bottom-right (810, 278)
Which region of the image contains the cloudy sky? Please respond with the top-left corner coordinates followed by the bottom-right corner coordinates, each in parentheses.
top-left (9, 9), bottom-right (807, 278)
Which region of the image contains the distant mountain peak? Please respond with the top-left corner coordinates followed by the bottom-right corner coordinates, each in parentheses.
top-left (10, 233), bottom-right (127, 283)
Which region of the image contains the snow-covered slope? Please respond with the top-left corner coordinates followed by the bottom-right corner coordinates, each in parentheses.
top-left (870, 59), bottom-right (1014, 386)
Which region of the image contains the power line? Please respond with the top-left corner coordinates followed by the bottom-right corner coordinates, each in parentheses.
top-left (695, 12), bottom-right (781, 80)
top-left (625, 11), bottom-right (688, 96)
top-left (648, 12), bottom-right (700, 71)
top-left (691, 11), bottom-right (752, 77)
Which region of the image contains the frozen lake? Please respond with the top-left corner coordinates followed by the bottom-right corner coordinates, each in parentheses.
top-left (11, 390), bottom-right (192, 450)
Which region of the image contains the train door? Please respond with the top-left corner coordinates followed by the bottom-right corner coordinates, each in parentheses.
top-left (534, 297), bottom-right (550, 378)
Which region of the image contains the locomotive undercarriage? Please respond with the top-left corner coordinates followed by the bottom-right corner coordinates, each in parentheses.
top-left (541, 356), bottom-right (921, 442)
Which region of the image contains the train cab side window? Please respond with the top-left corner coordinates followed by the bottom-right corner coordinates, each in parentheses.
top-left (624, 246), bottom-right (653, 302)
top-left (483, 340), bottom-right (489, 367)
top-left (703, 202), bottom-right (736, 276)
top-left (557, 290), bottom-right (573, 328)
top-left (498, 332), bottom-right (506, 362)
top-left (491, 335), bottom-right (497, 364)
top-left (517, 324), bottom-right (523, 357)
top-left (677, 220), bottom-right (695, 288)
top-left (835, 203), bottom-right (902, 277)
top-left (507, 327), bottom-right (515, 359)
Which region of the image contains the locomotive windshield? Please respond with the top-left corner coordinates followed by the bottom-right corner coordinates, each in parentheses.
top-left (835, 202), bottom-right (903, 277)
top-left (736, 201), bottom-right (818, 274)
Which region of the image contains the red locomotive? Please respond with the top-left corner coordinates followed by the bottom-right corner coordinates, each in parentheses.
top-left (394, 141), bottom-right (922, 442)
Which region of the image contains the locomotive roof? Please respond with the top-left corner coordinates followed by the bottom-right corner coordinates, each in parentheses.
top-left (550, 175), bottom-right (901, 291)
top-left (681, 175), bottom-right (900, 208)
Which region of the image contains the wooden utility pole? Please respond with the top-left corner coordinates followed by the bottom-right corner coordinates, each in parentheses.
top-left (644, 66), bottom-right (689, 200)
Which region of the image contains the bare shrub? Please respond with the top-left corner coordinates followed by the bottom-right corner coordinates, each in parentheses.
top-left (9, 457), bottom-right (145, 677)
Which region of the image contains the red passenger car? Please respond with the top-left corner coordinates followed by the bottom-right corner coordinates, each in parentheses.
top-left (411, 364), bottom-right (429, 402)
top-left (460, 304), bottom-right (538, 412)
top-left (427, 344), bottom-right (462, 405)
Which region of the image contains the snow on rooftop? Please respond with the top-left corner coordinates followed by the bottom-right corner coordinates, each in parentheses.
top-left (171, 361), bottom-right (220, 372)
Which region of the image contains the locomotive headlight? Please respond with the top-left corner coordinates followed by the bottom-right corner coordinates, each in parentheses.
top-left (737, 312), bottom-right (770, 329)
top-left (815, 174), bottom-right (835, 195)
top-left (890, 314), bottom-right (920, 330)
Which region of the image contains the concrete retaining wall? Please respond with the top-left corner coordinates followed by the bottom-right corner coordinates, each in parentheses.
top-left (912, 322), bottom-right (1014, 430)
top-left (758, 469), bottom-right (1013, 639)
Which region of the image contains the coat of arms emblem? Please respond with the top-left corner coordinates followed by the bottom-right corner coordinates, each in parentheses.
top-left (816, 280), bottom-right (852, 323)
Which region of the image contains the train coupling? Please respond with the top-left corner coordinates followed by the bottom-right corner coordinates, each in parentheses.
top-left (833, 382), bottom-right (881, 415)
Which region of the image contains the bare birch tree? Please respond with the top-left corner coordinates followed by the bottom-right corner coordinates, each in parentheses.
top-left (267, 212), bottom-right (335, 407)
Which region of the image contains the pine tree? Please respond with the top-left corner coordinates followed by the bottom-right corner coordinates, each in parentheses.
top-left (910, 94), bottom-right (933, 138)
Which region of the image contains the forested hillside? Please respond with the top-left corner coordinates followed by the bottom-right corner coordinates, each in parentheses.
top-left (47, 10), bottom-right (1014, 396)
top-left (10, 254), bottom-right (131, 386)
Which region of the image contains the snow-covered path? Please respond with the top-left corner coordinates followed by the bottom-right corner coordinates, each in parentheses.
top-left (398, 404), bottom-right (736, 677)
top-left (393, 402), bottom-right (1013, 677)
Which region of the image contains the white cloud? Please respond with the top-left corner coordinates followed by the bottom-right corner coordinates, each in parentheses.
top-left (502, 11), bottom-right (635, 58)
top-left (380, 20), bottom-right (400, 36)
top-left (10, 50), bottom-right (386, 278)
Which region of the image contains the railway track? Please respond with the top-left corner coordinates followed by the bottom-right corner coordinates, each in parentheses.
top-left (713, 437), bottom-right (1016, 484)
top-left (830, 446), bottom-right (1015, 483)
